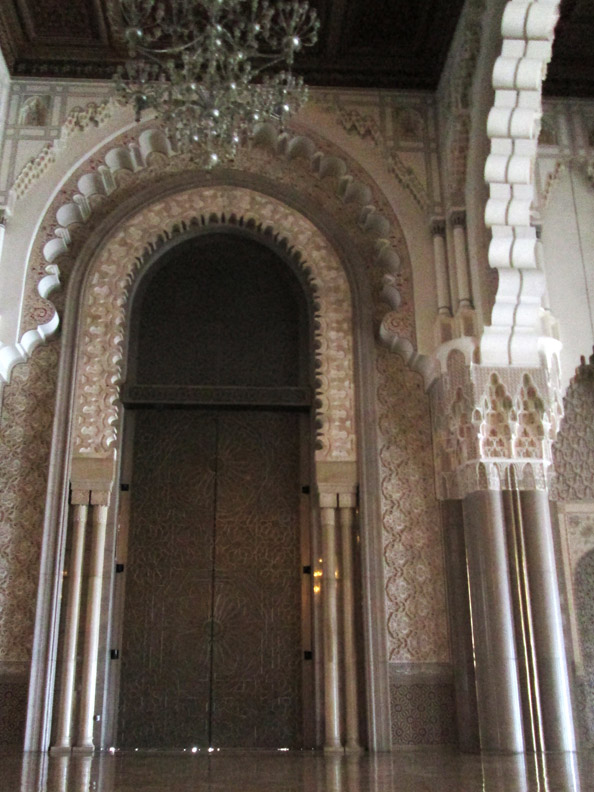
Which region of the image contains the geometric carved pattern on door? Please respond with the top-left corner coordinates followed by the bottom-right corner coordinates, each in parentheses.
top-left (118, 409), bottom-right (302, 748)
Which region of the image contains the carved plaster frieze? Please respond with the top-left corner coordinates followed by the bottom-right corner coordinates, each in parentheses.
top-left (431, 349), bottom-right (562, 499)
top-left (311, 95), bottom-right (431, 212)
top-left (9, 99), bottom-right (115, 205)
top-left (72, 186), bottom-right (356, 464)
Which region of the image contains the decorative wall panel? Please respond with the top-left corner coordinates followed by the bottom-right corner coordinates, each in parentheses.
top-left (388, 665), bottom-right (457, 746)
top-left (0, 678), bottom-right (27, 746)
top-left (119, 410), bottom-right (302, 749)
top-left (576, 550), bottom-right (594, 745)
top-left (0, 341), bottom-right (59, 664)
top-left (118, 410), bottom-right (217, 748)
top-left (375, 345), bottom-right (449, 664)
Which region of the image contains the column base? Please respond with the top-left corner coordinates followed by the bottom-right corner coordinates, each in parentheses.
top-left (345, 742), bottom-right (363, 754)
top-left (49, 745), bottom-right (72, 756)
top-left (323, 744), bottom-right (344, 754)
top-left (72, 744), bottom-right (94, 755)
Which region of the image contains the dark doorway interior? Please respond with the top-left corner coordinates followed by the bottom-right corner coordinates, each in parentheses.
top-left (115, 232), bottom-right (312, 749)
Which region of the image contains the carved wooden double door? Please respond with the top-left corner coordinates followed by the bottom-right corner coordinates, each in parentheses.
top-left (118, 409), bottom-right (304, 748)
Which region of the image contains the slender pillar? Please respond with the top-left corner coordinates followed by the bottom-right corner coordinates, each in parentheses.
top-left (50, 498), bottom-right (89, 754)
top-left (320, 494), bottom-right (343, 752)
top-left (520, 491), bottom-right (576, 751)
top-left (74, 497), bottom-right (109, 753)
top-left (431, 218), bottom-right (452, 315)
top-left (451, 211), bottom-right (472, 309)
top-left (339, 495), bottom-right (361, 753)
top-left (441, 500), bottom-right (480, 752)
top-left (463, 490), bottom-right (524, 753)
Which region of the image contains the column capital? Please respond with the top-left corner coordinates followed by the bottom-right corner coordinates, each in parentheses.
top-left (71, 454), bottom-right (116, 497)
top-left (449, 209), bottom-right (466, 228)
top-left (338, 492), bottom-right (357, 509)
top-left (430, 217), bottom-right (446, 237)
top-left (70, 489), bottom-right (90, 506)
top-left (430, 358), bottom-right (562, 500)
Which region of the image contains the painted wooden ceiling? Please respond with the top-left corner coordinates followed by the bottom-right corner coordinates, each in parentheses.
top-left (0, 0), bottom-right (591, 95)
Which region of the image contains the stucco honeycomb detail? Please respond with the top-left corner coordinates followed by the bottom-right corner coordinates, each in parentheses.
top-left (432, 361), bottom-right (558, 499)
top-left (553, 351), bottom-right (594, 502)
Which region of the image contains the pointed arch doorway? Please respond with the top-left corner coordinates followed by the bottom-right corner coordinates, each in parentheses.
top-left (113, 230), bottom-right (315, 749)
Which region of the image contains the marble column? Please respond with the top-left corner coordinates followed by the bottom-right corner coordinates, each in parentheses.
top-left (74, 495), bottom-right (109, 753)
top-left (519, 491), bottom-right (576, 752)
top-left (463, 490), bottom-right (524, 753)
top-left (431, 218), bottom-right (452, 315)
top-left (339, 494), bottom-right (361, 753)
top-left (451, 211), bottom-right (472, 309)
top-left (320, 494), bottom-right (343, 752)
top-left (441, 500), bottom-right (480, 752)
top-left (50, 497), bottom-right (89, 754)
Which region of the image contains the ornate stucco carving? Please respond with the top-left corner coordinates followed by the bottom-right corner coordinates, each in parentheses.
top-left (552, 351), bottom-right (594, 502)
top-left (11, 120), bottom-right (414, 391)
top-left (431, 351), bottom-right (561, 499)
top-left (0, 341), bottom-right (59, 663)
top-left (72, 186), bottom-right (356, 464)
top-left (9, 99), bottom-right (114, 204)
top-left (311, 95), bottom-right (431, 212)
top-left (376, 346), bottom-right (449, 663)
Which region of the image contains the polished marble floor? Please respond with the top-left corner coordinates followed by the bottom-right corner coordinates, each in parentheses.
top-left (1, 749), bottom-right (593, 792)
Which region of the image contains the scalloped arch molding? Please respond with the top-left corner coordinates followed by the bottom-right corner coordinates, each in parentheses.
top-left (72, 185), bottom-right (357, 463)
top-left (0, 121), bottom-right (407, 386)
top-left (484, 0), bottom-right (561, 367)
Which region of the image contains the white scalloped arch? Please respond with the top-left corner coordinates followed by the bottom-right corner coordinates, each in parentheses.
top-left (483, 0), bottom-right (561, 367)
top-left (3, 119), bottom-right (412, 387)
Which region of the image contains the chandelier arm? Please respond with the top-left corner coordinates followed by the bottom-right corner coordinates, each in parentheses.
top-left (113, 0), bottom-right (319, 168)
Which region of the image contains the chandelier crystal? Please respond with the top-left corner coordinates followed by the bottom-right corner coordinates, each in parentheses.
top-left (113, 0), bottom-right (320, 167)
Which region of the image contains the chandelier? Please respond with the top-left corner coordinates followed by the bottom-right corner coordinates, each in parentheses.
top-left (113, 0), bottom-right (320, 167)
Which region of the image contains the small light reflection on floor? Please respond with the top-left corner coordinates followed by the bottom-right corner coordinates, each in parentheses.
top-left (0, 747), bottom-right (592, 792)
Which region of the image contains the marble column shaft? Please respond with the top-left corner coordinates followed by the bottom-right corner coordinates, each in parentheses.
top-left (519, 491), bottom-right (576, 752)
top-left (51, 500), bottom-right (89, 753)
top-left (452, 217), bottom-right (472, 308)
top-left (441, 501), bottom-right (480, 753)
top-left (339, 495), bottom-right (361, 753)
top-left (320, 495), bottom-right (342, 752)
top-left (463, 490), bottom-right (524, 753)
top-left (74, 499), bottom-right (109, 753)
top-left (431, 222), bottom-right (452, 315)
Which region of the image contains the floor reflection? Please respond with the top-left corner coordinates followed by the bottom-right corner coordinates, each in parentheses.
top-left (1, 748), bottom-right (591, 792)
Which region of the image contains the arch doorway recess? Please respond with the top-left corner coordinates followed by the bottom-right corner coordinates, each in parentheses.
top-left (34, 183), bottom-right (384, 756)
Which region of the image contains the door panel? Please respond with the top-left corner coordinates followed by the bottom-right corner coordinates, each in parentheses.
top-left (118, 410), bottom-right (302, 749)
top-left (212, 412), bottom-right (302, 747)
top-left (118, 410), bottom-right (217, 748)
